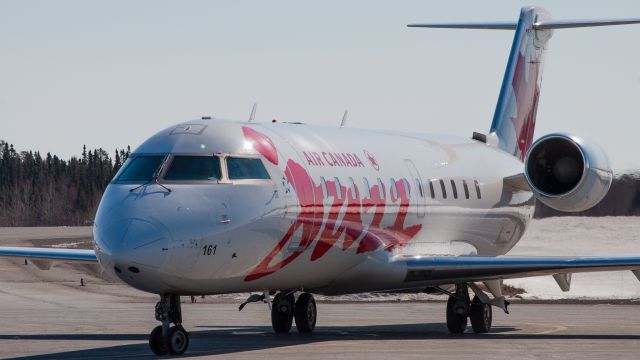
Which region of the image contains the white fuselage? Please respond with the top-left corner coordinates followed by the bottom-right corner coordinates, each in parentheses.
top-left (93, 119), bottom-right (533, 295)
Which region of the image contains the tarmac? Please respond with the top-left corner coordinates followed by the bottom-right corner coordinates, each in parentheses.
top-left (1, 226), bottom-right (639, 359)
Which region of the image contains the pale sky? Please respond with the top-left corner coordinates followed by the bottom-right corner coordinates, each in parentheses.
top-left (1, 0), bottom-right (639, 172)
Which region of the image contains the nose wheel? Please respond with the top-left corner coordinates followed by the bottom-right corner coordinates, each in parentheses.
top-left (149, 294), bottom-right (190, 355)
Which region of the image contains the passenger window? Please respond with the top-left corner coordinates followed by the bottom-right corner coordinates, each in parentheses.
top-left (362, 177), bottom-right (371, 198)
top-left (450, 179), bottom-right (458, 199)
top-left (439, 179), bottom-right (447, 199)
top-left (403, 178), bottom-right (411, 197)
top-left (462, 180), bottom-right (470, 199)
top-left (429, 180), bottom-right (435, 199)
top-left (474, 180), bottom-right (482, 199)
top-left (377, 178), bottom-right (385, 199)
top-left (334, 177), bottom-right (343, 198)
top-left (415, 179), bottom-right (424, 198)
top-left (390, 178), bottom-right (398, 198)
top-left (164, 156), bottom-right (221, 181)
top-left (320, 176), bottom-right (328, 199)
top-left (227, 157), bottom-right (270, 180)
top-left (117, 155), bottom-right (165, 182)
top-left (348, 177), bottom-right (357, 197)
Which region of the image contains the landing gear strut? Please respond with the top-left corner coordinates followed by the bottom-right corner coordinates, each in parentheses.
top-left (271, 291), bottom-right (317, 334)
top-left (445, 283), bottom-right (492, 334)
top-left (149, 294), bottom-right (189, 355)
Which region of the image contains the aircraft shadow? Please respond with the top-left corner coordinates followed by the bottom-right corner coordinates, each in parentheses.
top-left (5, 322), bottom-right (640, 359)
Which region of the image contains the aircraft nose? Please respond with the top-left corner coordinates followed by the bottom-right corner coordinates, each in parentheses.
top-left (95, 217), bottom-right (170, 274)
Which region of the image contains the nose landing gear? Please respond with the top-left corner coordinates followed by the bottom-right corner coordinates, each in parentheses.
top-left (270, 291), bottom-right (317, 334)
top-left (149, 294), bottom-right (190, 355)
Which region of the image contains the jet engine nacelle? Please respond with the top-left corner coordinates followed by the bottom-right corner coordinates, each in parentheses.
top-left (524, 133), bottom-right (613, 212)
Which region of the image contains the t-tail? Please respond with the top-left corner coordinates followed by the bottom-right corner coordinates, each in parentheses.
top-left (409, 6), bottom-right (640, 161)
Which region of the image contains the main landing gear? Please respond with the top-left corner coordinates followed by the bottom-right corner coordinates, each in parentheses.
top-left (149, 294), bottom-right (190, 355)
top-left (271, 291), bottom-right (317, 334)
top-left (445, 283), bottom-right (493, 334)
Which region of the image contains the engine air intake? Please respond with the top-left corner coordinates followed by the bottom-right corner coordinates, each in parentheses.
top-left (526, 137), bottom-right (584, 196)
top-left (524, 133), bottom-right (612, 212)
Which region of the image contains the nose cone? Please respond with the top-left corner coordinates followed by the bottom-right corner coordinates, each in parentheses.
top-left (97, 218), bottom-right (169, 266)
top-left (94, 214), bottom-right (171, 292)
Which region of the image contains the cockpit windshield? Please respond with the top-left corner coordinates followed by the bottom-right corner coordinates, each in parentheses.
top-left (226, 157), bottom-right (270, 180)
top-left (164, 156), bottom-right (222, 181)
top-left (116, 155), bottom-right (165, 182)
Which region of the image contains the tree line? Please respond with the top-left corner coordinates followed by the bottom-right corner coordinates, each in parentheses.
top-left (0, 140), bottom-right (129, 226)
top-left (0, 140), bottom-right (638, 226)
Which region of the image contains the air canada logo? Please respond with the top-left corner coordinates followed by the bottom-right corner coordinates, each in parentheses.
top-left (363, 150), bottom-right (379, 171)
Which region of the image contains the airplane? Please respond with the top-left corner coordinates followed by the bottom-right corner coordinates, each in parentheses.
top-left (2, 6), bottom-right (640, 356)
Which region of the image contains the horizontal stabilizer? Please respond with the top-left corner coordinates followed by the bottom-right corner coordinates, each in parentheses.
top-left (534, 18), bottom-right (640, 30)
top-left (407, 18), bottom-right (640, 31)
top-left (407, 22), bottom-right (516, 30)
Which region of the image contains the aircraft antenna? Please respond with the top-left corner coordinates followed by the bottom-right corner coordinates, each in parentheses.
top-left (340, 109), bottom-right (348, 128)
top-left (248, 102), bottom-right (258, 122)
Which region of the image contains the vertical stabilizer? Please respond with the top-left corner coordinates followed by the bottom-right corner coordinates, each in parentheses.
top-left (409, 7), bottom-right (640, 161)
top-left (489, 7), bottom-right (552, 160)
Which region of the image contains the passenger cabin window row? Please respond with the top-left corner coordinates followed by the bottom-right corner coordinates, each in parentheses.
top-left (426, 178), bottom-right (482, 200)
top-left (114, 154), bottom-right (271, 183)
top-left (316, 175), bottom-right (482, 203)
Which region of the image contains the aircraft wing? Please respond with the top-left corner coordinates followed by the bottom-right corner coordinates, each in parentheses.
top-left (0, 247), bottom-right (98, 263)
top-left (400, 255), bottom-right (640, 284)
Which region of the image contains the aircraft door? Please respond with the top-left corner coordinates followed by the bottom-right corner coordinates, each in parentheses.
top-left (279, 154), bottom-right (317, 253)
top-left (404, 159), bottom-right (426, 218)
top-left (260, 130), bottom-right (318, 253)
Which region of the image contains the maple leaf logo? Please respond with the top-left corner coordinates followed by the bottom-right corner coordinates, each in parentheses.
top-left (363, 150), bottom-right (379, 171)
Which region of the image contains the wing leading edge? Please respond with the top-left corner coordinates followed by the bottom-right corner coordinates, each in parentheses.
top-left (0, 247), bottom-right (97, 263)
top-left (400, 255), bottom-right (640, 284)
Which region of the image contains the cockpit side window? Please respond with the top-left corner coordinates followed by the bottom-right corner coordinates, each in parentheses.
top-left (226, 157), bottom-right (270, 180)
top-left (164, 156), bottom-right (221, 181)
top-left (116, 155), bottom-right (164, 182)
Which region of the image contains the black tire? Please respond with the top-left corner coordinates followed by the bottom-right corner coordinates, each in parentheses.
top-left (446, 296), bottom-right (467, 334)
top-left (470, 296), bottom-right (492, 334)
top-left (149, 325), bottom-right (168, 356)
top-left (271, 292), bottom-right (295, 333)
top-left (294, 293), bottom-right (317, 333)
top-left (166, 325), bottom-right (189, 355)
